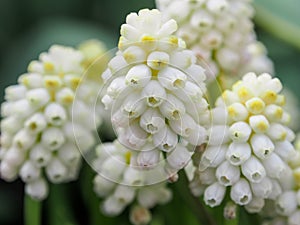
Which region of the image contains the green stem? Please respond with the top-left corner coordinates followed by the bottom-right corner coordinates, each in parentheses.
top-left (254, 3), bottom-right (300, 50)
top-left (47, 184), bottom-right (77, 225)
top-left (24, 195), bottom-right (42, 225)
top-left (175, 170), bottom-right (217, 225)
top-left (79, 163), bottom-right (114, 225)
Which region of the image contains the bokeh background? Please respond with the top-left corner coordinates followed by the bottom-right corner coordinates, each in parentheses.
top-left (0, 0), bottom-right (300, 224)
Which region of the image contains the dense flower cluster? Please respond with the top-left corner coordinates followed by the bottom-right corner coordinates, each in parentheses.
top-left (92, 141), bottom-right (172, 224)
top-left (261, 134), bottom-right (300, 225)
top-left (0, 45), bottom-right (101, 200)
top-left (0, 3), bottom-right (299, 225)
top-left (155, 0), bottom-right (273, 79)
top-left (101, 9), bottom-right (210, 173)
top-left (189, 73), bottom-right (296, 213)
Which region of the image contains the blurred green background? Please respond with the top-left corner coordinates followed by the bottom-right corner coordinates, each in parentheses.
top-left (0, 0), bottom-right (300, 224)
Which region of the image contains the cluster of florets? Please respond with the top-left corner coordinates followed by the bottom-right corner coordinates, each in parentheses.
top-left (156, 0), bottom-right (273, 79)
top-left (189, 73), bottom-right (296, 213)
top-left (260, 134), bottom-right (300, 225)
top-left (0, 45), bottom-right (101, 200)
top-left (101, 9), bottom-right (210, 174)
top-left (92, 141), bottom-right (172, 224)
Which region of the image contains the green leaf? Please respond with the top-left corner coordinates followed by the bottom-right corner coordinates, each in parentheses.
top-left (254, 0), bottom-right (300, 50)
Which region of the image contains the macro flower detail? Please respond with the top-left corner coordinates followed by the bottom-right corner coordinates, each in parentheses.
top-left (0, 45), bottom-right (101, 200)
top-left (261, 134), bottom-right (300, 225)
top-left (101, 9), bottom-right (209, 173)
top-left (92, 141), bottom-right (172, 221)
top-left (191, 72), bottom-right (296, 212)
top-left (155, 0), bottom-right (274, 80)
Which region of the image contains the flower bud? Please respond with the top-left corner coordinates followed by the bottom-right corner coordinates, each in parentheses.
top-left (13, 129), bottom-right (36, 150)
top-left (140, 109), bottom-right (165, 134)
top-left (204, 182), bottom-right (226, 207)
top-left (251, 177), bottom-right (273, 198)
top-left (169, 113), bottom-right (196, 137)
top-left (216, 161), bottom-right (240, 186)
top-left (147, 51), bottom-right (169, 70)
top-left (267, 123), bottom-right (288, 141)
top-left (275, 191), bottom-right (298, 216)
top-left (56, 88), bottom-right (74, 105)
top-left (25, 178), bottom-right (48, 201)
top-left (121, 92), bottom-right (147, 119)
top-left (5, 85), bottom-right (27, 101)
top-left (158, 67), bottom-right (187, 90)
top-left (230, 178), bottom-right (252, 205)
top-left (12, 99), bottom-right (34, 119)
top-left (130, 205), bottom-right (151, 225)
top-left (241, 156), bottom-right (266, 183)
top-left (93, 175), bottom-right (115, 197)
top-left (123, 46), bottom-right (146, 64)
top-left (245, 197), bottom-right (265, 214)
top-left (123, 167), bottom-right (144, 186)
top-left (274, 141), bottom-right (296, 162)
top-left (0, 161), bottom-right (18, 181)
top-left (20, 161), bottom-right (41, 182)
top-left (45, 158), bottom-right (68, 183)
top-left (1, 116), bottom-right (22, 135)
top-left (3, 147), bottom-right (26, 167)
top-left (153, 127), bottom-right (178, 152)
top-left (24, 113), bottom-right (47, 134)
top-left (167, 144), bottom-right (191, 170)
top-left (198, 167), bottom-right (217, 185)
top-left (137, 150), bottom-right (160, 169)
top-left (208, 125), bottom-right (230, 145)
top-left (102, 196), bottom-right (126, 216)
top-left (41, 127), bottom-right (65, 151)
top-left (136, 187), bottom-right (157, 208)
top-left (29, 144), bottom-right (52, 168)
top-left (44, 103), bottom-right (67, 126)
top-left (114, 185), bottom-right (136, 204)
top-left (199, 145), bottom-right (226, 171)
top-left (125, 65), bottom-right (151, 88)
top-left (226, 142), bottom-right (251, 166)
top-left (227, 102), bottom-right (248, 121)
top-left (229, 121), bottom-right (251, 142)
top-left (262, 153), bottom-right (286, 179)
top-left (26, 88), bottom-right (50, 108)
top-left (184, 125), bottom-right (206, 146)
top-left (58, 142), bottom-right (81, 166)
top-left (250, 134), bottom-right (274, 160)
top-left (141, 80), bottom-right (166, 107)
top-left (249, 115), bottom-right (270, 133)
top-left (107, 77), bottom-right (127, 99)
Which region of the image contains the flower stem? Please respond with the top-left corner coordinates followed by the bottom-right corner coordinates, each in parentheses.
top-left (24, 195), bottom-right (42, 225)
top-left (79, 163), bottom-right (114, 225)
top-left (47, 184), bottom-right (78, 225)
top-left (175, 170), bottom-right (217, 225)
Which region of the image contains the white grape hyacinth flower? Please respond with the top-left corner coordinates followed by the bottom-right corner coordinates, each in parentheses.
top-left (92, 141), bottom-right (172, 220)
top-left (193, 73), bottom-right (296, 213)
top-left (155, 0), bottom-right (274, 80)
top-left (0, 45), bottom-right (102, 200)
top-left (261, 134), bottom-right (300, 225)
top-left (101, 9), bottom-right (209, 174)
